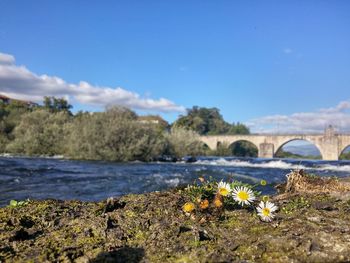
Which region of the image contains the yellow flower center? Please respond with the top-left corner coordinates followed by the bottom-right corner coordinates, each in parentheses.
top-left (219, 187), bottom-right (229, 196)
top-left (262, 207), bottom-right (270, 217)
top-left (237, 191), bottom-right (249, 201)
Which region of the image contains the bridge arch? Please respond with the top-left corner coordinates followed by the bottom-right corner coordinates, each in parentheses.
top-left (274, 138), bottom-right (323, 159)
top-left (339, 145), bottom-right (350, 159)
top-left (201, 142), bottom-right (210, 150)
top-left (227, 139), bottom-right (260, 151)
top-left (228, 140), bottom-right (258, 157)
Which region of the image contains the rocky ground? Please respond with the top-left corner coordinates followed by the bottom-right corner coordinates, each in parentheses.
top-left (1, 171), bottom-right (350, 263)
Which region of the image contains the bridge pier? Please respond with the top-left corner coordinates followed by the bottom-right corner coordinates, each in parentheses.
top-left (258, 143), bottom-right (274, 158)
top-left (319, 126), bottom-right (339, 160)
top-left (320, 140), bottom-right (339, 161)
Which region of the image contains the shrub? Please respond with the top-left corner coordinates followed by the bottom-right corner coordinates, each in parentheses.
top-left (65, 107), bottom-right (166, 161)
top-left (165, 127), bottom-right (205, 158)
top-left (6, 110), bottom-right (71, 156)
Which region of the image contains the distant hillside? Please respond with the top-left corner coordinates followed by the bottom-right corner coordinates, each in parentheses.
top-left (0, 94), bottom-right (37, 106)
top-left (283, 145), bottom-right (320, 156)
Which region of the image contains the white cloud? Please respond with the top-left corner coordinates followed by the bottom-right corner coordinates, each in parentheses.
top-left (0, 53), bottom-right (15, 65)
top-left (319, 101), bottom-right (350, 113)
top-left (283, 48), bottom-right (293, 54)
top-left (246, 100), bottom-right (350, 134)
top-left (0, 52), bottom-right (185, 113)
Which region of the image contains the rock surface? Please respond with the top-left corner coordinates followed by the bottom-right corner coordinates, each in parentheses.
top-left (1, 173), bottom-right (350, 262)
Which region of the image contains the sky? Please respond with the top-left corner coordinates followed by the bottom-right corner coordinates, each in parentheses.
top-left (0, 0), bottom-right (350, 134)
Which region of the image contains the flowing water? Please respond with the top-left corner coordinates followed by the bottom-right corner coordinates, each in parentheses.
top-left (1, 156), bottom-right (350, 207)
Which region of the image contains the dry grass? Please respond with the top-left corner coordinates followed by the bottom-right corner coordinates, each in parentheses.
top-left (285, 169), bottom-right (350, 194)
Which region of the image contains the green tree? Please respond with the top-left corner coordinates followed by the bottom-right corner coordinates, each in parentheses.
top-left (65, 107), bottom-right (165, 161)
top-left (228, 122), bottom-right (250, 135)
top-left (6, 109), bottom-right (71, 155)
top-left (231, 141), bottom-right (258, 157)
top-left (208, 142), bottom-right (232, 156)
top-left (43, 96), bottom-right (72, 114)
top-left (173, 106), bottom-right (232, 135)
top-left (0, 100), bottom-right (33, 151)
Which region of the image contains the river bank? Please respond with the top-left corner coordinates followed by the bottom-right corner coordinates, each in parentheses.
top-left (3, 156), bottom-right (350, 208)
top-left (1, 171), bottom-right (350, 262)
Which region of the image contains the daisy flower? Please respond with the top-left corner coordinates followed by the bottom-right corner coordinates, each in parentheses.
top-left (257, 201), bottom-right (278, 222)
top-left (232, 186), bottom-right (255, 206)
top-left (217, 181), bottom-right (231, 196)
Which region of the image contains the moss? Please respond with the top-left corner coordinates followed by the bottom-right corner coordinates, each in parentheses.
top-left (261, 251), bottom-right (290, 263)
top-left (249, 225), bottom-right (269, 235)
top-left (1, 188), bottom-right (350, 262)
top-left (281, 196), bottom-right (310, 215)
top-left (236, 245), bottom-right (262, 261)
top-left (124, 210), bottom-right (137, 218)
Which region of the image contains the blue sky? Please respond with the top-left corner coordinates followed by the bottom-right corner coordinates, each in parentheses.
top-left (1, 0), bottom-right (350, 133)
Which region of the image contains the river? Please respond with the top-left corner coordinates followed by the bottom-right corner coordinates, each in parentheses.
top-left (1, 156), bottom-right (350, 207)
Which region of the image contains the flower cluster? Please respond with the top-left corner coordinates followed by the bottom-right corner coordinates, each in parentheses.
top-left (182, 177), bottom-right (278, 223)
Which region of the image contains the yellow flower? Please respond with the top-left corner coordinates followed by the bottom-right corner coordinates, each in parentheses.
top-left (183, 202), bottom-right (195, 213)
top-left (262, 195), bottom-right (269, 202)
top-left (217, 181), bottom-right (231, 196)
top-left (199, 199), bottom-right (209, 210)
top-left (260, 180), bottom-right (267, 186)
top-left (213, 195), bottom-right (223, 208)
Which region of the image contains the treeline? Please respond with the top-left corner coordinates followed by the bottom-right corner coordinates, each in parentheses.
top-left (0, 97), bottom-right (211, 161)
top-left (0, 97), bottom-right (258, 161)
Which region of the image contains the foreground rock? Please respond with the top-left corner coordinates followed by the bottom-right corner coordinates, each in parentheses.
top-left (1, 172), bottom-right (350, 262)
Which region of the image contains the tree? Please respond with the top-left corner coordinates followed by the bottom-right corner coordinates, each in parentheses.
top-left (173, 106), bottom-right (250, 136)
top-left (65, 107), bottom-right (166, 161)
top-left (231, 141), bottom-right (258, 157)
top-left (6, 109), bottom-right (71, 155)
top-left (43, 96), bottom-right (72, 114)
top-left (228, 122), bottom-right (250, 135)
top-left (173, 106), bottom-right (231, 135)
top-left (0, 100), bottom-right (33, 149)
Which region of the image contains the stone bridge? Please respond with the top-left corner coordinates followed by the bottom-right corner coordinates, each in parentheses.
top-left (200, 126), bottom-right (350, 160)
